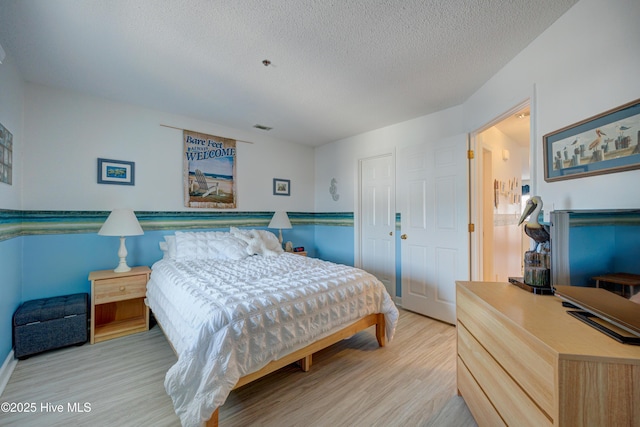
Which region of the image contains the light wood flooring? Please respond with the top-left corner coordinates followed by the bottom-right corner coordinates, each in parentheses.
top-left (1, 309), bottom-right (477, 426)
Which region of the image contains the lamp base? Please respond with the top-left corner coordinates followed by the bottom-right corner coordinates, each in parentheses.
top-left (113, 236), bottom-right (131, 273)
top-left (113, 262), bottom-right (132, 273)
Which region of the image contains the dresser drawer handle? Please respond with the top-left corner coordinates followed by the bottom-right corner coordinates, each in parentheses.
top-left (119, 286), bottom-right (126, 291)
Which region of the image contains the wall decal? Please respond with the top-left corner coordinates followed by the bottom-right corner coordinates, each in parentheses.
top-left (329, 178), bottom-right (340, 201)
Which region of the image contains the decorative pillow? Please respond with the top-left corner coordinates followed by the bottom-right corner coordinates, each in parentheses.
top-left (208, 236), bottom-right (250, 260)
top-left (174, 231), bottom-right (238, 260)
top-left (164, 235), bottom-right (177, 259)
top-left (230, 227), bottom-right (283, 257)
top-left (159, 241), bottom-right (170, 259)
top-left (253, 229), bottom-right (284, 256)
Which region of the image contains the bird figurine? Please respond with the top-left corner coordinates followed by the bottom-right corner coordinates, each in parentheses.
top-left (518, 196), bottom-right (550, 250)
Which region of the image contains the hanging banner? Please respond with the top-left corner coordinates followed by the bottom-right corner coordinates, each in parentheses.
top-left (183, 130), bottom-right (237, 208)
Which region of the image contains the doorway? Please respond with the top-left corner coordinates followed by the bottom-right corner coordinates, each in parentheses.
top-left (470, 102), bottom-right (531, 282)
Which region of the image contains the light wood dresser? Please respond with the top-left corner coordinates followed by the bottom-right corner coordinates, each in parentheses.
top-left (456, 281), bottom-right (640, 427)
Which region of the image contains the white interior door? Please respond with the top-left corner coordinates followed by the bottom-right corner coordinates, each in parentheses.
top-left (398, 135), bottom-right (469, 324)
top-left (358, 154), bottom-right (396, 297)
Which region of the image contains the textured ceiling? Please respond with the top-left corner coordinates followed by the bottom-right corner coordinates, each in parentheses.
top-left (0, 0), bottom-right (577, 146)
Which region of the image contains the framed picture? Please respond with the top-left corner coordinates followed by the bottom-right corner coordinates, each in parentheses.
top-left (0, 122), bottom-right (12, 185)
top-left (273, 178), bottom-right (290, 196)
top-left (97, 158), bottom-right (135, 185)
top-left (543, 98), bottom-right (640, 182)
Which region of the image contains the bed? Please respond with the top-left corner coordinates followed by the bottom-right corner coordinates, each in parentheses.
top-left (146, 229), bottom-right (399, 427)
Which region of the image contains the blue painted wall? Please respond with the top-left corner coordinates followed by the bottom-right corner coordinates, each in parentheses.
top-left (569, 223), bottom-right (640, 289)
top-left (313, 225), bottom-right (354, 266)
top-left (0, 210), bottom-right (346, 361)
top-left (0, 238), bottom-right (22, 360)
top-left (20, 225), bottom-right (320, 301)
top-left (0, 209), bottom-right (372, 363)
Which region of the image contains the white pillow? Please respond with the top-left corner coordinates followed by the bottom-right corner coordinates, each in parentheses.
top-left (174, 231), bottom-right (237, 260)
top-left (230, 227), bottom-right (283, 257)
top-left (159, 241), bottom-right (170, 259)
top-left (209, 236), bottom-right (250, 260)
top-left (164, 235), bottom-right (177, 259)
top-left (253, 229), bottom-right (284, 256)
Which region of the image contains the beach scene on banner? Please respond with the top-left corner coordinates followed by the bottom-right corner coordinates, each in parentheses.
top-left (183, 130), bottom-right (237, 209)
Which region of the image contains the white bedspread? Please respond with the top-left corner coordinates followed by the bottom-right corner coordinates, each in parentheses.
top-left (146, 253), bottom-right (399, 427)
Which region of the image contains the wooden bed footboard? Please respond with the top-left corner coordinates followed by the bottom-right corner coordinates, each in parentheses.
top-left (205, 313), bottom-right (386, 427)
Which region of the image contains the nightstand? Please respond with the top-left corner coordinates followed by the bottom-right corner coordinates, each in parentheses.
top-left (88, 266), bottom-right (150, 344)
top-left (293, 251), bottom-right (307, 256)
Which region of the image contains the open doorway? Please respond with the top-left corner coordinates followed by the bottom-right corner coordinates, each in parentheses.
top-left (470, 103), bottom-right (530, 282)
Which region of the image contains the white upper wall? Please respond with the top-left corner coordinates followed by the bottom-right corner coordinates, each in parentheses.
top-left (464, 0), bottom-right (640, 210)
top-left (0, 54), bottom-right (24, 209)
top-left (316, 0), bottom-right (640, 213)
top-left (314, 104), bottom-right (464, 212)
top-left (22, 84), bottom-right (315, 211)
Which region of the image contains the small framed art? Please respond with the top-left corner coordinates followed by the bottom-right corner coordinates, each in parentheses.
top-left (97, 158), bottom-right (135, 185)
top-left (273, 178), bottom-right (290, 196)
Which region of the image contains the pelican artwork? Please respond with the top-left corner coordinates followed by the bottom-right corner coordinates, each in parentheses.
top-left (518, 196), bottom-right (550, 250)
top-left (588, 129), bottom-right (606, 150)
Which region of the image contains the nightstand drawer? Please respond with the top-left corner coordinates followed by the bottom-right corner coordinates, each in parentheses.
top-left (94, 275), bottom-right (147, 304)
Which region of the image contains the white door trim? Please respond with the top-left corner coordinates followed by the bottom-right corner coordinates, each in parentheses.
top-left (469, 97), bottom-right (534, 280)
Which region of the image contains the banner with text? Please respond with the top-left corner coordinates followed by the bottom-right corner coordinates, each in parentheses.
top-left (183, 130), bottom-right (237, 208)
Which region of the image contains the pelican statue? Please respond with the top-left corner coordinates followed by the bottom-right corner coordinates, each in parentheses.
top-left (518, 196), bottom-right (550, 250)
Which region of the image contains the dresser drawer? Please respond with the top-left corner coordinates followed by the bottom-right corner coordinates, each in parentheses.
top-left (94, 274), bottom-right (147, 304)
top-left (457, 286), bottom-right (555, 417)
top-left (457, 354), bottom-right (506, 427)
top-left (458, 323), bottom-right (552, 426)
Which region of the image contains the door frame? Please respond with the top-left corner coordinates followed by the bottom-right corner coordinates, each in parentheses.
top-left (354, 151), bottom-right (396, 296)
top-left (469, 98), bottom-right (534, 281)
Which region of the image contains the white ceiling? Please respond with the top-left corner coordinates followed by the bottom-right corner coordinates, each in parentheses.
top-left (0, 0), bottom-right (577, 146)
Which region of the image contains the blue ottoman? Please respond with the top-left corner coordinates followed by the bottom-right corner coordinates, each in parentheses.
top-left (13, 293), bottom-right (88, 359)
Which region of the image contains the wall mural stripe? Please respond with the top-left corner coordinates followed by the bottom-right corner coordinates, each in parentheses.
top-left (0, 210), bottom-right (355, 242)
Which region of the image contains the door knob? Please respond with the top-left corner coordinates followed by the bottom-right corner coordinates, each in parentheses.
top-left (401, 234), bottom-right (407, 240)
top-left (389, 231), bottom-right (393, 236)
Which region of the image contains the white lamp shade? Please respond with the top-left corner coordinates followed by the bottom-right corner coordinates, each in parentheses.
top-left (268, 211), bottom-right (292, 229)
top-left (98, 209), bottom-right (144, 236)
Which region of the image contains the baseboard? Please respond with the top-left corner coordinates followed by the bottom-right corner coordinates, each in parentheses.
top-left (0, 349), bottom-right (17, 397)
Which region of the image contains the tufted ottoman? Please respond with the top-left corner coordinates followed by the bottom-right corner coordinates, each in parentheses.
top-left (13, 293), bottom-right (88, 359)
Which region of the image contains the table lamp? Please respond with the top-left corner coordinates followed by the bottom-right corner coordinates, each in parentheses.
top-left (98, 208), bottom-right (144, 273)
top-left (268, 211), bottom-right (292, 246)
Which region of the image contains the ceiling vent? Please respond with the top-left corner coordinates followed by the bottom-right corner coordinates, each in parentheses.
top-left (253, 124), bottom-right (273, 131)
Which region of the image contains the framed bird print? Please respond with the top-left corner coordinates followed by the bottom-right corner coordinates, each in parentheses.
top-left (543, 98), bottom-right (640, 182)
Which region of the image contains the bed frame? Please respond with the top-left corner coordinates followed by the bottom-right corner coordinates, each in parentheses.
top-left (204, 312), bottom-right (387, 427)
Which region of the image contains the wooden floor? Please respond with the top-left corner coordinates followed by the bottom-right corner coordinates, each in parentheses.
top-left (1, 309), bottom-right (477, 426)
